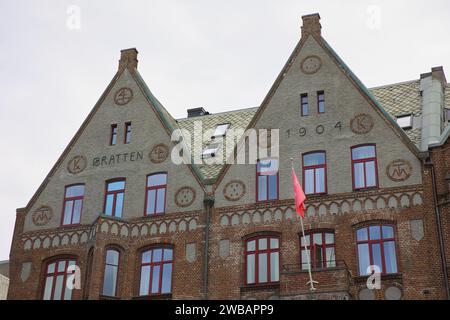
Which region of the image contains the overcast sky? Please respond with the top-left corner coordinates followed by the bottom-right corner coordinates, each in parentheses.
top-left (0, 0), bottom-right (449, 261)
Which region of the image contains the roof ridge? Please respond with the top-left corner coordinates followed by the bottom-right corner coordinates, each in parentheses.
top-left (177, 106), bottom-right (259, 121)
top-left (369, 79), bottom-right (420, 90)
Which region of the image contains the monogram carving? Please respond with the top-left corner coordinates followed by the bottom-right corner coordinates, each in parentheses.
top-left (350, 114), bottom-right (374, 134)
top-left (301, 55), bottom-right (322, 74)
top-left (175, 187), bottom-right (196, 208)
top-left (67, 155), bottom-right (87, 174)
top-left (149, 144), bottom-right (169, 164)
top-left (32, 206), bottom-right (53, 226)
top-left (224, 180), bottom-right (246, 201)
top-left (386, 159), bottom-right (412, 182)
top-left (114, 87), bottom-right (133, 105)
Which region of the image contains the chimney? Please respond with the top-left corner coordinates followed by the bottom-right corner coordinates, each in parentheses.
top-left (420, 66), bottom-right (447, 151)
top-left (187, 107), bottom-right (209, 118)
top-left (118, 48), bottom-right (138, 72)
top-left (301, 13), bottom-right (322, 38)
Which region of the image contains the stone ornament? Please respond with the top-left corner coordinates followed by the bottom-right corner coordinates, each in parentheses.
top-left (67, 155), bottom-right (87, 174)
top-left (223, 180), bottom-right (246, 201)
top-left (175, 186), bottom-right (196, 208)
top-left (114, 87), bottom-right (133, 106)
top-left (350, 113), bottom-right (374, 134)
top-left (386, 159), bottom-right (412, 182)
top-left (149, 143), bottom-right (169, 164)
top-left (410, 219), bottom-right (424, 241)
top-left (20, 262), bottom-right (32, 282)
top-left (186, 243), bottom-right (196, 263)
top-left (301, 55), bottom-right (322, 74)
top-left (385, 286), bottom-right (402, 300)
top-left (32, 205), bottom-right (53, 226)
top-left (358, 288), bottom-right (375, 300)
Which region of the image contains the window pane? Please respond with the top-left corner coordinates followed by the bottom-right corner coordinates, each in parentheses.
top-left (313, 245), bottom-right (324, 268)
top-left (302, 104), bottom-right (309, 116)
top-left (270, 238), bottom-right (279, 249)
top-left (358, 244), bottom-right (370, 275)
top-left (115, 193), bottom-right (124, 217)
top-left (301, 249), bottom-right (310, 270)
top-left (258, 159), bottom-right (279, 175)
top-left (151, 266), bottom-right (161, 294)
top-left (397, 115), bottom-right (412, 128)
top-left (301, 235), bottom-right (310, 246)
top-left (304, 169), bottom-right (314, 194)
top-left (213, 124), bottom-right (230, 137)
top-left (63, 282), bottom-right (73, 301)
top-left (258, 238), bottom-right (267, 250)
top-left (247, 240), bottom-right (256, 252)
top-left (57, 261), bottom-right (66, 272)
top-left (53, 275), bottom-right (64, 300)
top-left (270, 252), bottom-right (279, 282)
top-left (382, 226), bottom-right (394, 239)
top-left (148, 174), bottom-right (167, 187)
top-left (384, 241), bottom-right (398, 274)
top-left (142, 251), bottom-right (152, 264)
top-left (369, 226), bottom-right (381, 240)
top-left (325, 233), bottom-right (334, 244)
top-left (313, 233), bottom-right (322, 245)
top-left (326, 247), bottom-right (336, 267)
top-left (108, 181), bottom-right (125, 191)
top-left (303, 153), bottom-right (325, 166)
top-left (247, 254), bottom-right (255, 284)
top-left (357, 228), bottom-right (368, 241)
top-left (161, 263), bottom-right (172, 294)
top-left (63, 201), bottom-right (73, 225)
top-left (352, 146), bottom-right (375, 160)
top-left (105, 194), bottom-right (114, 216)
top-left (258, 176), bottom-right (267, 201)
top-left (102, 265), bottom-right (117, 296)
top-left (315, 168), bottom-right (325, 193)
top-left (258, 253), bottom-right (268, 283)
top-left (163, 249), bottom-right (173, 261)
top-left (318, 100), bottom-right (325, 113)
top-left (354, 162), bottom-right (365, 189)
top-left (139, 266), bottom-right (150, 296)
top-left (146, 189), bottom-right (156, 215)
top-left (372, 243), bottom-right (383, 273)
top-left (47, 263), bottom-right (55, 274)
top-left (268, 175), bottom-right (278, 200)
top-left (365, 161), bottom-right (376, 187)
top-left (153, 249), bottom-right (162, 263)
top-left (66, 185), bottom-right (85, 197)
top-left (156, 189), bottom-right (166, 214)
top-left (43, 277), bottom-right (54, 300)
top-left (106, 250), bottom-right (119, 265)
top-left (72, 200), bottom-right (82, 224)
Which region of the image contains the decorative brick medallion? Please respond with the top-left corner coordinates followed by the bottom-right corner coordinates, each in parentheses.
top-left (350, 113), bottom-right (374, 134)
top-left (175, 186), bottom-right (196, 208)
top-left (386, 159), bottom-right (412, 182)
top-left (301, 55), bottom-right (322, 74)
top-left (114, 87), bottom-right (133, 105)
top-left (67, 155), bottom-right (87, 174)
top-left (32, 205), bottom-right (53, 226)
top-left (224, 180), bottom-right (246, 201)
top-left (149, 144), bottom-right (169, 164)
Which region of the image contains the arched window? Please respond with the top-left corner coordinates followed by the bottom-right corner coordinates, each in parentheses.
top-left (102, 249), bottom-right (120, 297)
top-left (245, 235), bottom-right (280, 285)
top-left (104, 179), bottom-right (126, 218)
top-left (145, 173), bottom-right (167, 215)
top-left (302, 151), bottom-right (327, 195)
top-left (351, 144), bottom-right (378, 190)
top-left (256, 159), bottom-right (279, 202)
top-left (42, 258), bottom-right (77, 300)
top-left (139, 247), bottom-right (173, 296)
top-left (62, 184), bottom-right (85, 225)
top-left (356, 224), bottom-right (398, 275)
top-left (300, 230), bottom-right (335, 270)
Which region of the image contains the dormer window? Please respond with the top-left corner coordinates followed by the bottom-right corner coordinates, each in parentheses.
top-left (396, 114), bottom-right (412, 129)
top-left (202, 143), bottom-right (219, 158)
top-left (212, 123), bottom-right (230, 138)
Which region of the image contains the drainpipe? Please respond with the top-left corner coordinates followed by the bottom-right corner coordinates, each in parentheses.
top-left (202, 194), bottom-right (214, 300)
top-left (425, 157), bottom-right (450, 299)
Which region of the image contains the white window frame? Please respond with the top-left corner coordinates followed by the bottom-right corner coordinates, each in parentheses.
top-left (396, 114), bottom-right (412, 129)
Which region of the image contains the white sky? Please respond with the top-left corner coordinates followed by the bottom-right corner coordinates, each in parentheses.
top-left (0, 0), bottom-right (449, 260)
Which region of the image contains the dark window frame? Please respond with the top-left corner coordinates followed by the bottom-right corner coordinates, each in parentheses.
top-left (256, 158), bottom-right (279, 202)
top-left (351, 144), bottom-right (379, 191)
top-left (317, 91), bottom-right (325, 113)
top-left (110, 124), bottom-right (118, 146)
top-left (138, 246), bottom-right (174, 296)
top-left (300, 93), bottom-right (309, 116)
top-left (302, 151), bottom-right (327, 195)
top-left (61, 184), bottom-right (85, 226)
top-left (299, 229), bottom-right (336, 270)
top-left (124, 122), bottom-right (132, 144)
top-left (144, 172), bottom-right (168, 216)
top-left (101, 247), bottom-right (121, 298)
top-left (42, 257), bottom-right (77, 300)
top-left (104, 178), bottom-right (126, 218)
top-left (244, 235), bottom-right (280, 285)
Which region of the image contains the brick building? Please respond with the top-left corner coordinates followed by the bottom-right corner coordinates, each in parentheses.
top-left (7, 14), bottom-right (450, 300)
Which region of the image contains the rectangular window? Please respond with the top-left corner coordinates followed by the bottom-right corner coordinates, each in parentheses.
top-left (317, 91), bottom-right (325, 113)
top-left (104, 179), bottom-right (126, 218)
top-left (303, 152), bottom-right (327, 195)
top-left (102, 249), bottom-right (119, 297)
top-left (245, 236), bottom-right (279, 285)
top-left (62, 184), bottom-right (85, 226)
top-left (42, 259), bottom-right (76, 300)
top-left (110, 124), bottom-right (118, 146)
top-left (357, 225), bottom-right (398, 275)
top-left (139, 248), bottom-right (173, 296)
top-left (145, 173), bottom-right (167, 215)
top-left (124, 122), bottom-right (132, 144)
top-left (396, 114), bottom-right (412, 129)
top-left (351, 145), bottom-right (378, 190)
top-left (301, 94), bottom-right (309, 116)
top-left (300, 231), bottom-right (335, 270)
top-left (212, 123), bottom-right (230, 138)
top-left (257, 158), bottom-right (279, 201)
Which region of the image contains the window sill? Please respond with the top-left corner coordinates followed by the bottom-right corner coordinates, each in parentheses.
top-left (99, 295), bottom-right (121, 300)
top-left (132, 293), bottom-right (172, 300)
top-left (240, 283), bottom-right (280, 293)
top-left (353, 273), bottom-right (402, 284)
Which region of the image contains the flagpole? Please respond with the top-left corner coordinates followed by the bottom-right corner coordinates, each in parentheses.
top-left (291, 158), bottom-right (317, 292)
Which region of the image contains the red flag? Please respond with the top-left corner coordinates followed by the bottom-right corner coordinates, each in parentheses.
top-left (291, 167), bottom-right (306, 217)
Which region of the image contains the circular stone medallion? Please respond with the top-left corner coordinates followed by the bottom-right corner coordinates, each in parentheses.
top-left (301, 55), bottom-right (322, 74)
top-left (386, 159), bottom-right (412, 182)
top-left (67, 155), bottom-right (87, 174)
top-left (350, 113), bottom-right (374, 134)
top-left (149, 144), bottom-right (170, 163)
top-left (32, 206), bottom-right (53, 226)
top-left (175, 187), bottom-right (196, 208)
top-left (223, 180), bottom-right (246, 201)
top-left (114, 87), bottom-right (133, 106)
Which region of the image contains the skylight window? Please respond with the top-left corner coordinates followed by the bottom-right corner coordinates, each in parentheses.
top-left (396, 114), bottom-right (412, 129)
top-left (212, 123), bottom-right (230, 138)
top-left (202, 143), bottom-right (220, 158)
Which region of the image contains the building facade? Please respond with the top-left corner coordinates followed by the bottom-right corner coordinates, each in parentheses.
top-left (8, 14), bottom-right (450, 300)
top-left (0, 260), bottom-right (9, 300)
